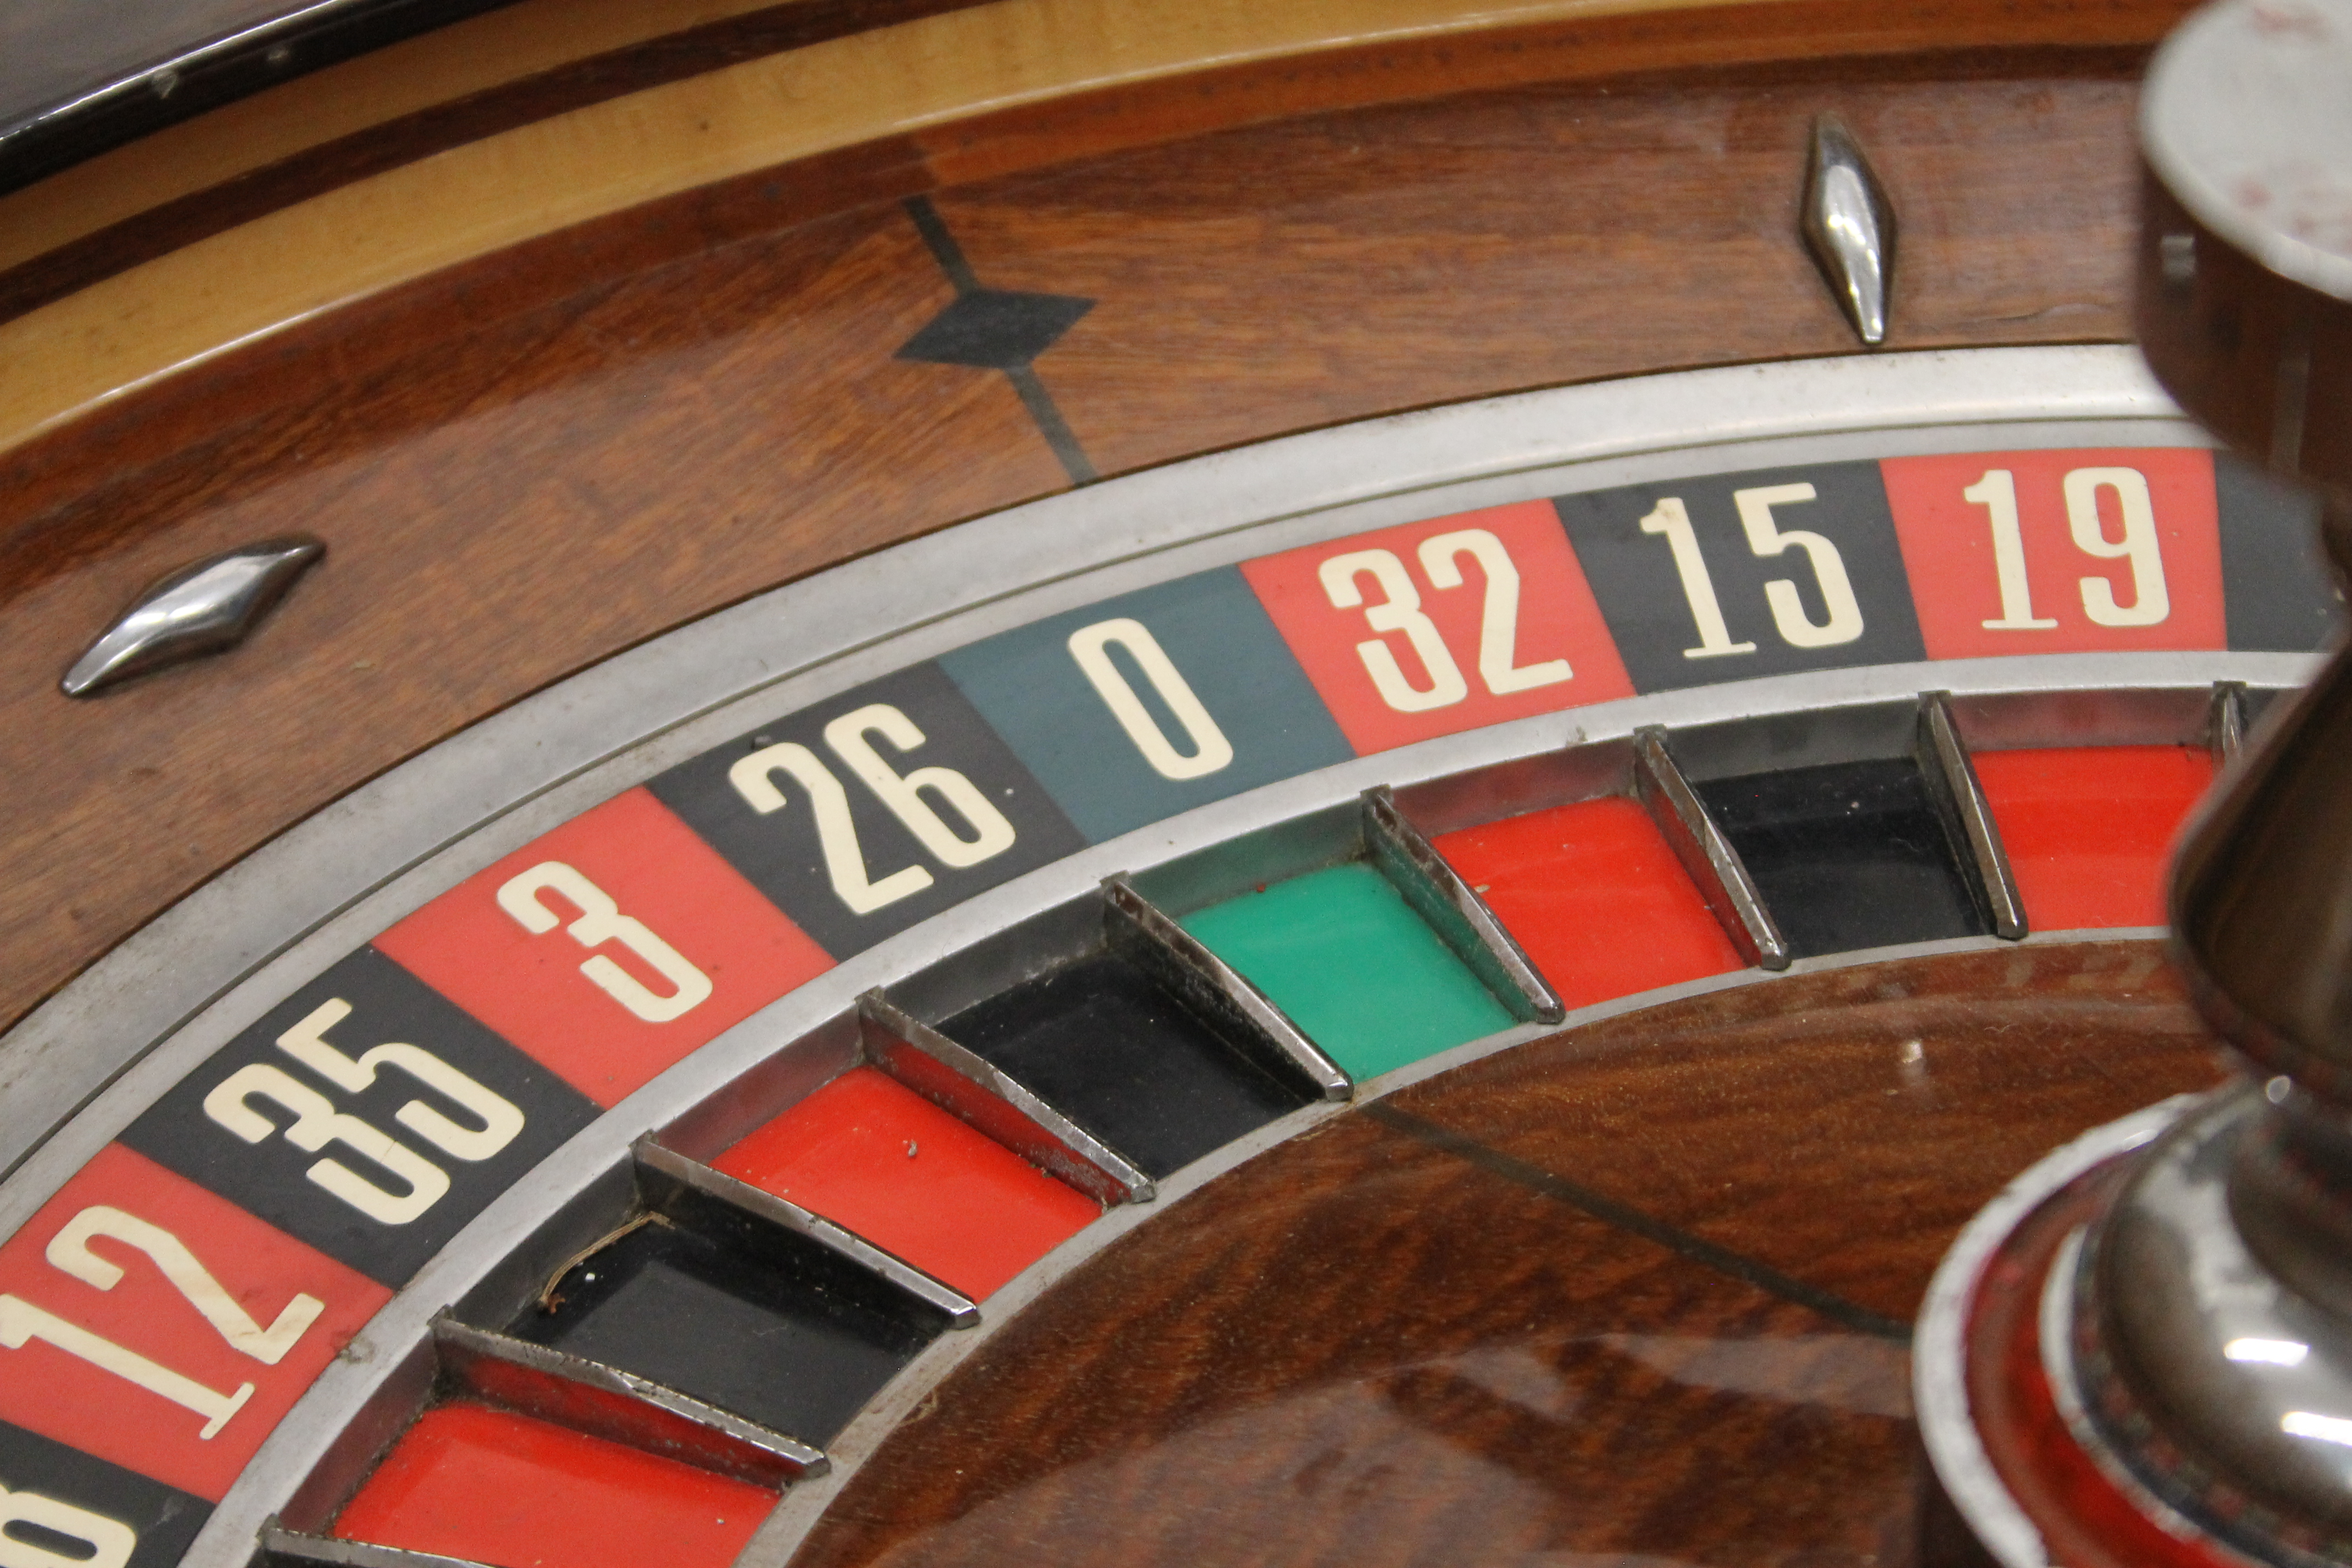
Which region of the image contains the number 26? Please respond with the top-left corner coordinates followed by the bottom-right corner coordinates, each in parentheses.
top-left (728, 703), bottom-right (1017, 916)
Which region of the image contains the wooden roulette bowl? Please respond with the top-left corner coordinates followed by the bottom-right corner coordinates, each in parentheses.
top-left (0, 3), bottom-right (2318, 1565)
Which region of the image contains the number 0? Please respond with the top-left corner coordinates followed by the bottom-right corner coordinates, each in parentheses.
top-left (1068, 619), bottom-right (1234, 780)
top-left (0, 1482), bottom-right (137, 1568)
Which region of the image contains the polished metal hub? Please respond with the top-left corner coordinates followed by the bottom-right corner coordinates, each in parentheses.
top-left (1925, 2), bottom-right (2352, 1562)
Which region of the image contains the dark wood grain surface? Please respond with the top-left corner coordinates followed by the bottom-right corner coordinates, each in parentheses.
top-left (0, 52), bottom-right (2151, 1039)
top-left (966, 55), bottom-right (2143, 480)
top-left (0, 0), bottom-right (2187, 329)
top-left (785, 943), bottom-right (2229, 1568)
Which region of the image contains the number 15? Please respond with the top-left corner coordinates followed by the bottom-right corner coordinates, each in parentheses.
top-left (1638, 483), bottom-right (1865, 658)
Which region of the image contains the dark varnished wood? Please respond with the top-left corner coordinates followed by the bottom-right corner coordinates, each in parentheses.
top-left (0, 56), bottom-right (2149, 1037)
top-left (0, 192), bottom-right (1064, 1033)
top-left (988, 55), bottom-right (2146, 477)
top-left (786, 943), bottom-right (2228, 1568)
top-left (0, 0), bottom-right (2188, 328)
top-left (1381, 941), bottom-right (2222, 1322)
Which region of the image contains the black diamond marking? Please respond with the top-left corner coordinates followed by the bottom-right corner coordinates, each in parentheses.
top-left (899, 194), bottom-right (1099, 484)
top-left (1005, 366), bottom-right (1098, 482)
top-left (896, 288), bottom-right (1094, 370)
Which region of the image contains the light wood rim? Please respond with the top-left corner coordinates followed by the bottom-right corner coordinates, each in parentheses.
top-left (0, 0), bottom-right (1744, 463)
top-left (0, 0), bottom-right (802, 280)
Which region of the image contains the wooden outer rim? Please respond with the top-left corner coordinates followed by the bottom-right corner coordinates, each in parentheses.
top-left (0, 0), bottom-right (1003, 318)
top-left (0, 0), bottom-right (816, 275)
top-left (0, 0), bottom-right (2188, 467)
top-left (0, 52), bottom-right (2160, 1047)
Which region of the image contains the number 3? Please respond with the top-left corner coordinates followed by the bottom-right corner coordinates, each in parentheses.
top-left (497, 862), bottom-right (713, 1022)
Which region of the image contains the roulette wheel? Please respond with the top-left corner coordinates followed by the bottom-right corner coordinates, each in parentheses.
top-left (0, 0), bottom-right (2339, 1564)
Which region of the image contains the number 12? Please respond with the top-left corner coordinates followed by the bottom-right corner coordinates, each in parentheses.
top-left (0, 1205), bottom-right (325, 1440)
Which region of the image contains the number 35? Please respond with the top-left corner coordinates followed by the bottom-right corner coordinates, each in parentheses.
top-left (202, 998), bottom-right (524, 1225)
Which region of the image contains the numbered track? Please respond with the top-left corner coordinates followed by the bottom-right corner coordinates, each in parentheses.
top-left (0, 344), bottom-right (2318, 1568)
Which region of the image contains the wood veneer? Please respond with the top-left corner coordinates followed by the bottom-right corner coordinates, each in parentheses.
top-left (973, 56), bottom-right (2143, 478)
top-left (0, 0), bottom-right (967, 280)
top-left (784, 943), bottom-right (2229, 1568)
top-left (0, 54), bottom-right (2151, 1049)
top-left (0, 0), bottom-right (995, 323)
top-left (0, 0), bottom-right (2192, 462)
top-left (0, 0), bottom-right (2186, 331)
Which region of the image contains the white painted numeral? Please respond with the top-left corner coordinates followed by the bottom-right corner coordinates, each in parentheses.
top-left (1958, 466), bottom-right (2171, 632)
top-left (1319, 532), bottom-right (1574, 712)
top-left (0, 1296), bottom-right (252, 1439)
top-left (1641, 488), bottom-right (1864, 652)
top-left (1638, 498), bottom-right (1756, 659)
top-left (496, 863), bottom-right (714, 1023)
top-left (1732, 483), bottom-right (1865, 648)
top-left (275, 1000), bottom-right (524, 1163)
top-left (1964, 470), bottom-right (2059, 630)
top-left (731, 742), bottom-right (930, 914)
top-left (203, 1064), bottom-right (450, 1225)
top-left (1319, 549), bottom-right (1469, 711)
top-left (2065, 467), bottom-right (2170, 627)
top-left (0, 1482), bottom-right (136, 1568)
top-left (46, 1206), bottom-right (323, 1365)
top-left (1067, 619), bottom-right (1234, 780)
top-left (826, 706), bottom-right (1017, 868)
top-left (728, 704), bottom-right (1017, 916)
top-left (1416, 529), bottom-right (1572, 694)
